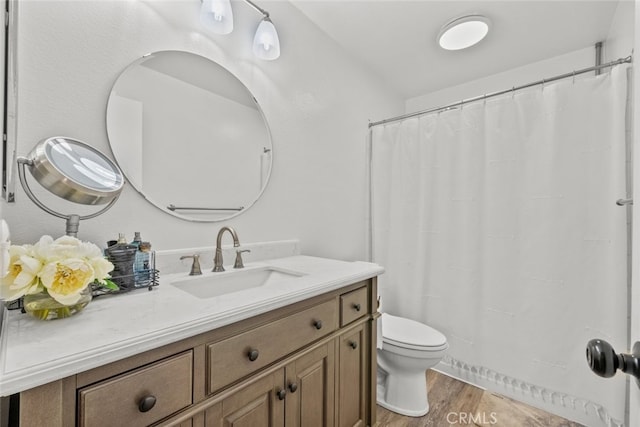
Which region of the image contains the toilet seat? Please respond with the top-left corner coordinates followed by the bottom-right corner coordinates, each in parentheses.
top-left (382, 313), bottom-right (448, 351)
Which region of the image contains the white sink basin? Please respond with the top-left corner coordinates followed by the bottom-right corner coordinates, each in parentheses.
top-left (171, 266), bottom-right (306, 299)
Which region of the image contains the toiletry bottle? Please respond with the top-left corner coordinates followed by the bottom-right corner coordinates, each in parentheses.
top-left (138, 241), bottom-right (153, 286)
top-left (131, 231), bottom-right (142, 284)
top-left (131, 232), bottom-right (142, 248)
top-left (104, 233), bottom-right (137, 290)
top-left (131, 232), bottom-right (150, 287)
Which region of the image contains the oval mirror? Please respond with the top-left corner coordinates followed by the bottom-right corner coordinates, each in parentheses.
top-left (106, 51), bottom-right (273, 222)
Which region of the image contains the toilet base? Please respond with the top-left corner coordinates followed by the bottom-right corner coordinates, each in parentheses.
top-left (376, 368), bottom-right (430, 417)
top-left (377, 395), bottom-right (429, 417)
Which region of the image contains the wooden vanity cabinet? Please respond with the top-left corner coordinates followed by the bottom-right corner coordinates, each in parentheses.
top-left (205, 370), bottom-right (286, 427)
top-left (200, 341), bottom-right (334, 427)
top-left (16, 278), bottom-right (378, 427)
top-left (206, 299), bottom-right (338, 395)
top-left (337, 324), bottom-right (366, 427)
top-left (284, 341), bottom-right (335, 427)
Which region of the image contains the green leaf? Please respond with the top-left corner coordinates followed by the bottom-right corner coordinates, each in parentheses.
top-left (99, 279), bottom-right (120, 291)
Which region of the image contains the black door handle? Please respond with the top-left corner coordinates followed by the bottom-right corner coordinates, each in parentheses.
top-left (586, 339), bottom-right (640, 387)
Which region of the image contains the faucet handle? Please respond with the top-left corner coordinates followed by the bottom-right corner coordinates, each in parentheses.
top-left (180, 254), bottom-right (202, 276)
top-left (234, 249), bottom-right (251, 269)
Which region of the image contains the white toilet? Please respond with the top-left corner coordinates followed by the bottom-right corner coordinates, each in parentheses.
top-left (377, 312), bottom-right (448, 417)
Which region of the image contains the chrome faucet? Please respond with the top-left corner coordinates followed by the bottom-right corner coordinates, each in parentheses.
top-left (213, 226), bottom-right (240, 272)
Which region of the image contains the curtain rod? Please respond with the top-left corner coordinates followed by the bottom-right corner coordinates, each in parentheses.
top-left (369, 55), bottom-right (633, 129)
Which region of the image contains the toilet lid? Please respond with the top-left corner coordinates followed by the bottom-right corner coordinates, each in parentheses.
top-left (382, 313), bottom-right (447, 349)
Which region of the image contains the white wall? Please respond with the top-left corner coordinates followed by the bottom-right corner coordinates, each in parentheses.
top-left (605, 0), bottom-right (635, 62)
top-left (2, 0), bottom-right (403, 262)
top-left (405, 47), bottom-right (595, 113)
top-left (406, 0), bottom-right (635, 114)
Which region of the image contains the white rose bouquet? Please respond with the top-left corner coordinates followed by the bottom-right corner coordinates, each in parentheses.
top-left (1, 235), bottom-right (118, 307)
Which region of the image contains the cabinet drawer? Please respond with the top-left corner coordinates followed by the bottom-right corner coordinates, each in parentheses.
top-left (78, 351), bottom-right (193, 427)
top-left (207, 299), bottom-right (337, 393)
top-left (340, 286), bottom-right (368, 326)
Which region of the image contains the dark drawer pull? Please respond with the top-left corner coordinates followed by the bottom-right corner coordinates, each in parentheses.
top-left (313, 320), bottom-right (323, 330)
top-left (349, 341), bottom-right (358, 350)
top-left (248, 349), bottom-right (260, 361)
top-left (288, 383), bottom-right (298, 393)
top-left (352, 303), bottom-right (361, 312)
top-left (277, 389), bottom-right (286, 400)
top-left (138, 395), bottom-right (157, 413)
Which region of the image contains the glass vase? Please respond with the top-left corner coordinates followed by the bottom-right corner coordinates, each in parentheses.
top-left (23, 287), bottom-right (93, 320)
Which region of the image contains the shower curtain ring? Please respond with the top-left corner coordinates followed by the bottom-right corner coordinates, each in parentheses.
top-left (572, 71), bottom-right (576, 84)
top-left (512, 87), bottom-right (515, 98)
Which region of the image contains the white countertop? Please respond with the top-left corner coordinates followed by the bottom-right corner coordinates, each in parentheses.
top-left (0, 255), bottom-right (383, 396)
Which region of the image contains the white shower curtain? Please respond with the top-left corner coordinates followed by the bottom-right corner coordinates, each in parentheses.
top-left (372, 66), bottom-right (629, 425)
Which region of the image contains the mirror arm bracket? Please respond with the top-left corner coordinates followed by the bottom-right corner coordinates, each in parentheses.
top-left (17, 157), bottom-right (67, 220)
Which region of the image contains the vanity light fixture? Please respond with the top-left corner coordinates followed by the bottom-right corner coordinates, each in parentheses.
top-left (437, 14), bottom-right (490, 51)
top-left (200, 0), bottom-right (234, 34)
top-left (252, 14), bottom-right (280, 60)
top-left (200, 0), bottom-right (281, 60)
top-left (16, 137), bottom-right (125, 237)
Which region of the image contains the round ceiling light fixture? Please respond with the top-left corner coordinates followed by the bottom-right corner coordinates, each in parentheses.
top-left (437, 14), bottom-right (490, 51)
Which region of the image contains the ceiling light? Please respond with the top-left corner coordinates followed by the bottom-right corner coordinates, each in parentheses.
top-left (438, 15), bottom-right (490, 51)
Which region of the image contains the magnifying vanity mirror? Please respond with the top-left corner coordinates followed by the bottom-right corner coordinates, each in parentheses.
top-left (106, 50), bottom-right (273, 222)
top-left (17, 137), bottom-right (125, 237)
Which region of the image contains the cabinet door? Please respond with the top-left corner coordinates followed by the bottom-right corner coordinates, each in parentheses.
top-left (285, 341), bottom-right (335, 427)
top-left (173, 416), bottom-right (201, 427)
top-left (205, 371), bottom-right (285, 427)
top-left (337, 325), bottom-right (366, 427)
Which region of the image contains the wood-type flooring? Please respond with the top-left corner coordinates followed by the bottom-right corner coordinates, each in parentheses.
top-left (376, 370), bottom-right (585, 427)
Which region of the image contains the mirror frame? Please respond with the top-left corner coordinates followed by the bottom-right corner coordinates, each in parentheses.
top-left (106, 50), bottom-right (274, 223)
